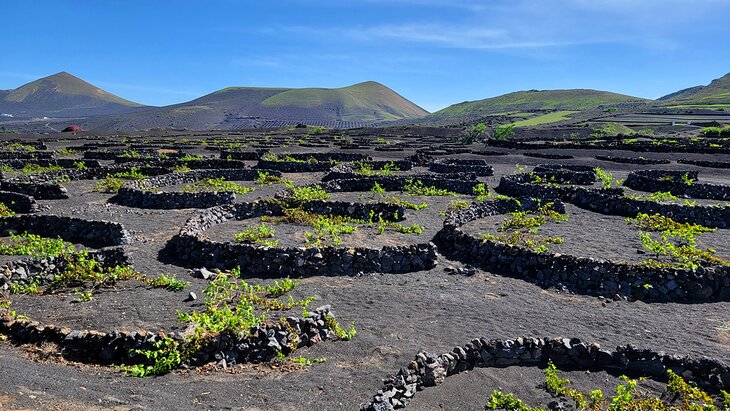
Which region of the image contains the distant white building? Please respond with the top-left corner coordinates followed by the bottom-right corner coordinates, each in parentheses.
top-left (0, 113), bottom-right (12, 118)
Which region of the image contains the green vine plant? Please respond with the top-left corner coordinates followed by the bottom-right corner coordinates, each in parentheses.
top-left (403, 179), bottom-right (457, 197)
top-left (485, 360), bottom-right (730, 411)
top-left (95, 167), bottom-right (149, 193)
top-left (234, 223), bottom-right (279, 247)
top-left (255, 170), bottom-right (284, 186)
top-left (626, 213), bottom-right (728, 269)
top-left (353, 161), bottom-right (400, 176)
top-left (361, 182), bottom-right (428, 210)
top-left (180, 177), bottom-right (255, 195)
top-left (0, 232), bottom-right (188, 295)
top-left (473, 183), bottom-right (511, 202)
top-left (594, 167), bottom-right (623, 189)
top-left (481, 202), bottom-right (567, 253)
top-left (122, 271), bottom-right (353, 377)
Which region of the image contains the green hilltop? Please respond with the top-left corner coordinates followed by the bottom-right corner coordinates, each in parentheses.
top-left (425, 89), bottom-right (647, 122)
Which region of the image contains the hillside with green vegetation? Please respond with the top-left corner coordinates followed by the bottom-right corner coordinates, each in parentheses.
top-left (423, 89), bottom-right (647, 123)
top-left (658, 72), bottom-right (730, 108)
top-left (89, 81), bottom-right (428, 130)
top-left (0, 72), bottom-right (144, 117)
top-left (260, 81), bottom-right (428, 122)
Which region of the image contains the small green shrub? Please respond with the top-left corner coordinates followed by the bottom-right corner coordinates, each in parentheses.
top-left (181, 177), bottom-right (254, 195)
top-left (234, 223), bottom-right (278, 246)
top-left (403, 179), bottom-right (455, 196)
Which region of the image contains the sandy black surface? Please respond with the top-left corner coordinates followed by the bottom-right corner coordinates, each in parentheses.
top-left (0, 140), bottom-right (728, 410)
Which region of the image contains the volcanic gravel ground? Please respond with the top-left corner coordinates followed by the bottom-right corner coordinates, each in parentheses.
top-left (407, 367), bottom-right (666, 410)
top-left (0, 143), bottom-right (728, 410)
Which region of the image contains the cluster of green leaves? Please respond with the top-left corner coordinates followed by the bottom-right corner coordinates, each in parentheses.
top-left (255, 170), bottom-right (284, 186)
top-left (492, 124), bottom-right (515, 141)
top-left (483, 231), bottom-right (564, 253)
top-left (625, 192), bottom-right (698, 207)
top-left (626, 213), bottom-right (714, 246)
top-left (123, 337), bottom-right (184, 377)
top-left (627, 213), bottom-right (728, 269)
top-left (473, 183), bottom-right (511, 202)
top-left (173, 164), bottom-right (191, 173)
top-left (638, 232), bottom-right (728, 270)
top-left (96, 167), bottom-right (148, 193)
top-left (403, 179), bottom-right (456, 196)
top-left (485, 363), bottom-right (730, 411)
top-left (529, 173), bottom-right (563, 187)
top-left (124, 271), bottom-right (331, 377)
top-left (0, 232), bottom-right (190, 295)
top-left (0, 202), bottom-right (15, 217)
top-left (288, 355), bottom-right (327, 367)
top-left (6, 143), bottom-right (36, 153)
top-left (307, 126), bottom-right (326, 135)
top-left (55, 147), bottom-right (79, 156)
top-left (459, 122), bottom-right (487, 144)
top-left (354, 161), bottom-right (400, 176)
top-left (234, 223), bottom-right (279, 247)
top-left (543, 361), bottom-right (592, 409)
top-left (500, 203), bottom-right (568, 232)
top-left (0, 232), bottom-right (74, 258)
top-left (482, 203), bottom-right (566, 253)
top-left (179, 154), bottom-right (203, 161)
top-left (700, 125), bottom-right (730, 137)
top-left (96, 177), bottom-right (125, 193)
top-left (304, 214), bottom-right (359, 247)
top-left (145, 273), bottom-right (189, 291)
top-left (283, 181), bottom-right (331, 203)
top-left (181, 177), bottom-right (255, 195)
top-left (363, 182), bottom-right (428, 210)
top-left (21, 163), bottom-right (63, 175)
top-left (681, 173), bottom-right (696, 186)
top-left (262, 152), bottom-right (317, 163)
top-left (594, 167), bottom-right (623, 189)
top-left (119, 150), bottom-right (143, 159)
top-left (368, 210), bottom-right (425, 235)
top-left (324, 314), bottom-right (356, 340)
top-left (74, 160), bottom-right (87, 170)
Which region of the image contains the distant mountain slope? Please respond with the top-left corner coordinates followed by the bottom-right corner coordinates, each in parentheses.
top-left (89, 81), bottom-right (428, 130)
top-left (658, 73), bottom-right (730, 105)
top-left (0, 72), bottom-right (144, 117)
top-left (423, 89), bottom-right (647, 123)
top-left (259, 81), bottom-right (428, 122)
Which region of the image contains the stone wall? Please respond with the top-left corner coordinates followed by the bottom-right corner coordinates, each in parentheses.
top-left (319, 175), bottom-right (481, 195)
top-left (0, 215), bottom-right (132, 247)
top-left (434, 198), bottom-right (729, 302)
top-left (429, 158), bottom-right (494, 176)
top-left (497, 174), bottom-right (730, 228)
top-left (0, 191), bottom-right (37, 213)
top-left (111, 169), bottom-right (278, 209)
top-left (0, 247), bottom-right (129, 290)
top-left (624, 170), bottom-right (730, 200)
top-left (596, 155), bottom-right (671, 165)
top-left (0, 181), bottom-right (68, 200)
top-left (361, 336), bottom-right (730, 410)
top-left (168, 201), bottom-right (437, 276)
top-left (0, 306), bottom-right (337, 367)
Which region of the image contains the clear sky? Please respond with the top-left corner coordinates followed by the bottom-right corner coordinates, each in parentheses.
top-left (2, 0), bottom-right (730, 112)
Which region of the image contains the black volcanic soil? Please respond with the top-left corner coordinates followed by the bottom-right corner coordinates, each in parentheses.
top-left (0, 137), bottom-right (728, 411)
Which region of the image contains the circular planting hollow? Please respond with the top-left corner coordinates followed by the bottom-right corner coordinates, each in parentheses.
top-left (168, 200), bottom-right (437, 276)
top-left (111, 169), bottom-right (280, 209)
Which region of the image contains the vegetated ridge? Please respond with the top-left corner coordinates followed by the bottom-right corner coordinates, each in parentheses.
top-left (0, 72), bottom-right (144, 118)
top-left (88, 81), bottom-right (429, 131)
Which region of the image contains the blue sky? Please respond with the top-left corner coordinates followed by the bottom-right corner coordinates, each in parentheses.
top-left (2, 0), bottom-right (730, 112)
